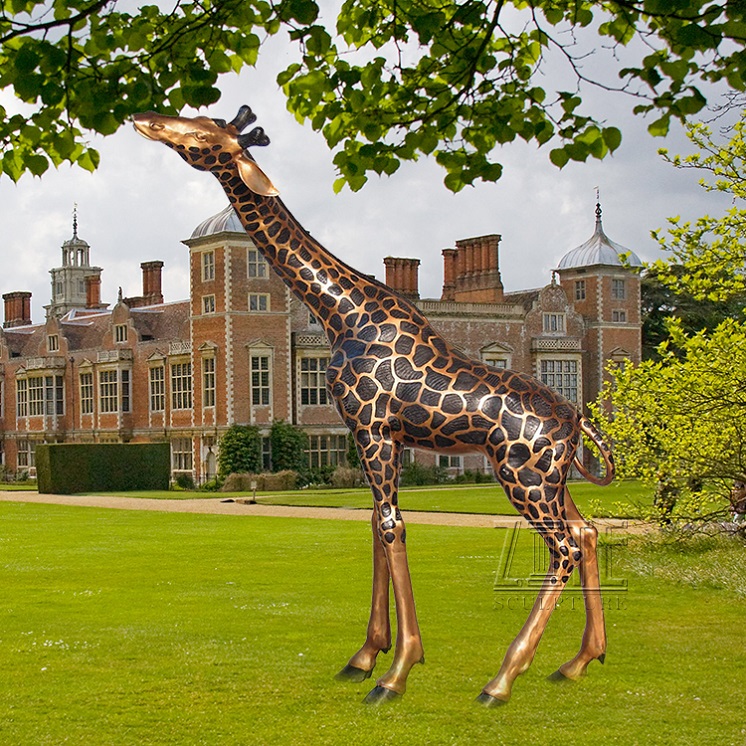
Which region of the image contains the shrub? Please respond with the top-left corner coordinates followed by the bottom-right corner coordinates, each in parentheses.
top-left (36, 443), bottom-right (170, 494)
top-left (220, 473), bottom-right (256, 492)
top-left (305, 464), bottom-right (336, 488)
top-left (332, 466), bottom-right (366, 489)
top-left (400, 461), bottom-right (449, 487)
top-left (218, 425), bottom-right (262, 479)
top-left (455, 469), bottom-right (495, 484)
top-left (220, 470), bottom-right (299, 492)
top-left (174, 473), bottom-right (195, 490)
top-left (269, 420), bottom-right (308, 474)
top-left (264, 470), bottom-right (299, 491)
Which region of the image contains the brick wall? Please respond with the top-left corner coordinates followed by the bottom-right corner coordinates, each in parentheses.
top-left (0, 224), bottom-right (641, 481)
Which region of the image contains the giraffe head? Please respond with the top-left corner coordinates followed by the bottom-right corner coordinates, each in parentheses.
top-left (132, 105), bottom-right (279, 197)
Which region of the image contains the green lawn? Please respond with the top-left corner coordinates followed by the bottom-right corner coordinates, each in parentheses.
top-left (73, 479), bottom-right (654, 518)
top-left (0, 501), bottom-right (742, 745)
top-left (254, 479), bottom-right (653, 518)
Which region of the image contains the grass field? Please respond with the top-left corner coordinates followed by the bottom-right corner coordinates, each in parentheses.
top-left (0, 501), bottom-right (742, 745)
top-left (69, 479), bottom-right (654, 518)
top-left (253, 479), bottom-right (653, 518)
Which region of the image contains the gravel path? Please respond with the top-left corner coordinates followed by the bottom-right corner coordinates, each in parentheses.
top-left (0, 491), bottom-right (639, 532)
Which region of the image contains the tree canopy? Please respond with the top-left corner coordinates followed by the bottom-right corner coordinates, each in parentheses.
top-left (640, 263), bottom-right (746, 360)
top-left (594, 110), bottom-right (746, 525)
top-left (2, 0), bottom-right (746, 188)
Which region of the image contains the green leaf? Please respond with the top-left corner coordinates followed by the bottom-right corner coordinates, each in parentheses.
top-left (91, 112), bottom-right (119, 136)
top-left (648, 116), bottom-right (671, 137)
top-left (207, 51), bottom-right (233, 74)
top-left (2, 149), bottom-right (22, 182)
top-left (675, 91), bottom-right (706, 115)
top-left (277, 63), bottom-right (302, 87)
top-left (25, 153), bottom-right (48, 176)
top-left (168, 87), bottom-right (185, 110)
top-left (347, 173), bottom-right (367, 191)
top-left (675, 23), bottom-right (719, 50)
top-left (544, 8), bottom-right (564, 25)
top-left (76, 148), bottom-right (100, 173)
top-left (182, 85), bottom-right (221, 107)
top-left (603, 127), bottom-right (622, 152)
top-left (286, 0), bottom-right (318, 25)
top-left (444, 171), bottom-right (465, 193)
top-left (13, 44), bottom-right (39, 74)
top-left (549, 148), bottom-right (569, 168)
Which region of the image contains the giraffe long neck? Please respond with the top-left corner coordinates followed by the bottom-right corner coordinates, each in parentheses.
top-left (217, 168), bottom-right (391, 345)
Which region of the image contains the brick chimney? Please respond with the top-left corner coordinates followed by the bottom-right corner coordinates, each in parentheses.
top-left (84, 275), bottom-right (106, 309)
top-left (441, 249), bottom-right (457, 301)
top-left (384, 257), bottom-right (420, 301)
top-left (441, 234), bottom-right (503, 302)
top-left (141, 261), bottom-right (164, 305)
top-left (3, 291), bottom-right (32, 328)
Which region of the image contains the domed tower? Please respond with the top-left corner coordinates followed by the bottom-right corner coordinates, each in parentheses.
top-left (555, 200), bottom-right (643, 410)
top-left (46, 207), bottom-right (103, 318)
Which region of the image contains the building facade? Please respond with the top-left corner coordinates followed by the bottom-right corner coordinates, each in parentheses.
top-left (0, 203), bottom-right (641, 481)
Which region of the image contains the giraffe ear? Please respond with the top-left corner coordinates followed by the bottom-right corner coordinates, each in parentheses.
top-left (235, 153), bottom-right (279, 197)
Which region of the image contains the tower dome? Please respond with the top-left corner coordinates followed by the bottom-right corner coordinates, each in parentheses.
top-left (191, 205), bottom-right (244, 239)
top-left (557, 203), bottom-right (642, 270)
top-left (47, 206), bottom-right (103, 319)
top-left (61, 206), bottom-right (91, 265)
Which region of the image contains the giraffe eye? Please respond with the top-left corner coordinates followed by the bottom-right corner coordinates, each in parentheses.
top-left (149, 121), bottom-right (164, 131)
top-left (194, 132), bottom-right (208, 142)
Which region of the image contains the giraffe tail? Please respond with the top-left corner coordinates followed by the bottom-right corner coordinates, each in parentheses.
top-left (573, 417), bottom-right (615, 486)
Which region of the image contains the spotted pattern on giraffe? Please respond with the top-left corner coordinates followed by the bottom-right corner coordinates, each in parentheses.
top-left (135, 108), bottom-right (616, 706)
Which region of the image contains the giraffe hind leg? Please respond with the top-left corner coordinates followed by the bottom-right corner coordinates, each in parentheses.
top-left (479, 472), bottom-right (579, 704)
top-left (549, 486), bottom-right (607, 681)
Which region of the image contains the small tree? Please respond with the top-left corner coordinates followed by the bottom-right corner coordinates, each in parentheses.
top-left (269, 420), bottom-right (308, 474)
top-left (218, 425), bottom-right (262, 479)
top-left (596, 112), bottom-right (746, 530)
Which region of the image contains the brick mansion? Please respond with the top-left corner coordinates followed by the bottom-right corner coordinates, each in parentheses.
top-left (0, 203), bottom-right (641, 482)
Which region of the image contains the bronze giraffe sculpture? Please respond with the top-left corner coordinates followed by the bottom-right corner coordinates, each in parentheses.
top-left (133, 106), bottom-right (615, 706)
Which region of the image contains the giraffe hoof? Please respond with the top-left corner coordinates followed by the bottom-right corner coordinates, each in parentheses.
top-left (547, 669), bottom-right (572, 683)
top-left (363, 685), bottom-right (401, 705)
top-left (597, 653), bottom-right (606, 665)
top-left (335, 664), bottom-right (373, 683)
top-left (475, 692), bottom-right (508, 708)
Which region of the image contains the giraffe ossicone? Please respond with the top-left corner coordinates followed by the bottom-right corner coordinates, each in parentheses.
top-left (133, 105), bottom-right (615, 705)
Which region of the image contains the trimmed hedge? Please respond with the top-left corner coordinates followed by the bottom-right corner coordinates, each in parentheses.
top-left (36, 443), bottom-right (170, 494)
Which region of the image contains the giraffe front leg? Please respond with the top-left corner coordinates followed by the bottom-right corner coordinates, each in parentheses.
top-left (336, 510), bottom-right (392, 683)
top-left (357, 436), bottom-right (424, 704)
top-left (364, 531), bottom-right (425, 704)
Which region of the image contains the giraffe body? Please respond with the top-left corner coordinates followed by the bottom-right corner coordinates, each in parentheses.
top-left (133, 107), bottom-right (615, 705)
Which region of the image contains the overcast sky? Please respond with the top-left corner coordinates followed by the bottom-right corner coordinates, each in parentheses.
top-left (0, 28), bottom-right (735, 324)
